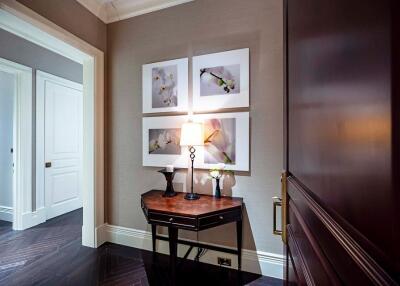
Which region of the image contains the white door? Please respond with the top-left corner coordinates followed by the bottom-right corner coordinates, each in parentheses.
top-left (38, 72), bottom-right (83, 220)
top-left (0, 71), bottom-right (15, 222)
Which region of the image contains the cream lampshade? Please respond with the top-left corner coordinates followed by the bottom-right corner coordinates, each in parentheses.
top-left (180, 122), bottom-right (204, 147)
top-left (180, 121), bottom-right (204, 200)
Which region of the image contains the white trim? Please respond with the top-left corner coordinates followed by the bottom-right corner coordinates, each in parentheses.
top-left (0, 206), bottom-right (13, 222)
top-left (21, 207), bottom-right (46, 229)
top-left (36, 71), bottom-right (83, 91)
top-left (98, 224), bottom-right (284, 279)
top-left (75, 0), bottom-right (108, 23)
top-left (0, 57), bottom-right (33, 231)
top-left (106, 0), bottom-right (195, 23)
top-left (0, 9), bottom-right (87, 64)
top-left (76, 0), bottom-right (194, 24)
top-left (0, 0), bottom-right (104, 247)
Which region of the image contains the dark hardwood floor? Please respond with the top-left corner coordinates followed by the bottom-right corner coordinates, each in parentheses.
top-left (0, 209), bottom-right (282, 286)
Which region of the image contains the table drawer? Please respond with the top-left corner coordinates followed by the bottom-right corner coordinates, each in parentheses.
top-left (199, 209), bottom-right (241, 229)
top-left (148, 212), bottom-right (197, 229)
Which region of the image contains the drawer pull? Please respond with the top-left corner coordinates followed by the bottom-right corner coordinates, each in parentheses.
top-left (219, 216), bottom-right (224, 220)
top-left (169, 218), bottom-right (174, 222)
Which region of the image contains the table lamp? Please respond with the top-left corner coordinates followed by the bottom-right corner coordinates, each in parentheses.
top-left (180, 121), bottom-right (204, 200)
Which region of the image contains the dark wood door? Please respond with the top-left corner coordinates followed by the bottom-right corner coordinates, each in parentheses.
top-left (284, 0), bottom-right (399, 284)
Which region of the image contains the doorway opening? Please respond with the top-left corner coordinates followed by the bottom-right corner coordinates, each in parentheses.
top-left (0, 69), bottom-right (16, 225)
top-left (0, 59), bottom-right (85, 281)
top-left (0, 1), bottom-right (104, 247)
top-left (0, 58), bottom-right (32, 231)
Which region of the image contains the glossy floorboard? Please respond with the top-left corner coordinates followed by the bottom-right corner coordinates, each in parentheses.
top-left (0, 210), bottom-right (282, 286)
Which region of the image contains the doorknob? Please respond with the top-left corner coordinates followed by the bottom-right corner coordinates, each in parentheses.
top-left (45, 162), bottom-right (52, 168)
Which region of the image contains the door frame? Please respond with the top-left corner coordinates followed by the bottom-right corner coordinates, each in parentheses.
top-left (0, 0), bottom-right (104, 247)
top-left (36, 70), bottom-right (84, 221)
top-left (0, 57), bottom-right (32, 231)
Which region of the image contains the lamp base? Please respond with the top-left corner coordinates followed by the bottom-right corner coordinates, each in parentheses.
top-left (184, 192), bottom-right (200, 200)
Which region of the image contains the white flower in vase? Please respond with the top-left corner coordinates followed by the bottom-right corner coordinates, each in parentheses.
top-left (209, 164), bottom-right (226, 198)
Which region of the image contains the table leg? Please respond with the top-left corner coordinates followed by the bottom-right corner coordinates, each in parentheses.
top-left (237, 220), bottom-right (243, 271)
top-left (151, 224), bottom-right (156, 252)
top-left (168, 227), bottom-right (178, 283)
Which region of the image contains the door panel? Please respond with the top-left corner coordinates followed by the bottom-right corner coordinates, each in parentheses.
top-left (44, 79), bottom-right (83, 220)
top-left (285, 0), bottom-right (399, 284)
top-left (0, 71), bottom-right (15, 222)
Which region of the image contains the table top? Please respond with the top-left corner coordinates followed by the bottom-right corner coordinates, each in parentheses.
top-left (141, 190), bottom-right (243, 217)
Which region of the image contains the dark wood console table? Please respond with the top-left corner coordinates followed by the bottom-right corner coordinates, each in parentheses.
top-left (141, 190), bottom-right (243, 279)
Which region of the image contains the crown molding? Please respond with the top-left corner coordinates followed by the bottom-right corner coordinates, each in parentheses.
top-left (76, 0), bottom-right (108, 23)
top-left (106, 0), bottom-right (194, 23)
top-left (76, 0), bottom-right (194, 24)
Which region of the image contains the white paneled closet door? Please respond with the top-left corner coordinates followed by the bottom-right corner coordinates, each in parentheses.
top-left (37, 71), bottom-right (83, 220)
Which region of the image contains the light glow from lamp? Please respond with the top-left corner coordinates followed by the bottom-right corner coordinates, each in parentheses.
top-left (180, 122), bottom-right (204, 146)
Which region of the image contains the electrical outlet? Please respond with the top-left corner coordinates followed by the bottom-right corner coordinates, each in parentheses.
top-left (217, 257), bottom-right (232, 267)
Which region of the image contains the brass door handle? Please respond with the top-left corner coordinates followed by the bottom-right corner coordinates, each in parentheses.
top-left (272, 196), bottom-right (282, 235)
top-left (45, 162), bottom-right (52, 168)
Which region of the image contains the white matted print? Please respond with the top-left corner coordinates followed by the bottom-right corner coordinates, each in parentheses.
top-left (193, 112), bottom-right (249, 171)
top-left (143, 58), bottom-right (188, 113)
top-left (143, 115), bottom-right (189, 167)
top-left (193, 48), bottom-right (249, 111)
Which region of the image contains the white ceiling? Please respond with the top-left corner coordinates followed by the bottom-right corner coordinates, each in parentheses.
top-left (76, 0), bottom-right (194, 23)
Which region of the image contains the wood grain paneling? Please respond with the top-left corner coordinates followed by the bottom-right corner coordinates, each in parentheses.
top-left (287, 177), bottom-right (397, 285)
top-left (286, 0), bottom-right (399, 284)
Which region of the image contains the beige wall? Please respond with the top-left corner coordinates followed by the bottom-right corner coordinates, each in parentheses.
top-left (17, 0), bottom-right (107, 52)
top-left (107, 0), bottom-right (284, 255)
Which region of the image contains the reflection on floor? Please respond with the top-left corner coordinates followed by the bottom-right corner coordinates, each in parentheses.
top-left (0, 210), bottom-right (282, 286)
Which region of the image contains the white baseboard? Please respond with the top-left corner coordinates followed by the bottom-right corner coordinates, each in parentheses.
top-left (0, 206), bottom-right (13, 222)
top-left (95, 224), bottom-right (108, 247)
top-left (97, 224), bottom-right (284, 279)
top-left (20, 207), bottom-right (46, 230)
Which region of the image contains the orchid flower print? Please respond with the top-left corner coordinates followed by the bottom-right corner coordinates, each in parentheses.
top-left (200, 64), bottom-right (240, 96)
top-left (152, 65), bottom-right (178, 108)
top-left (149, 128), bottom-right (181, 155)
top-left (204, 118), bottom-right (236, 164)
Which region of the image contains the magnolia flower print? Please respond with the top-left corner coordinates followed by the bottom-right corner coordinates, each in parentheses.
top-left (152, 65), bottom-right (178, 108)
top-left (204, 118), bottom-right (236, 164)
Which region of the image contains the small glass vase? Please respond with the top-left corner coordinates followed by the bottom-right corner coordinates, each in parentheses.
top-left (214, 177), bottom-right (221, 199)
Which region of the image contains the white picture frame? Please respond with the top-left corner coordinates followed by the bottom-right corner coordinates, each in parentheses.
top-left (193, 112), bottom-right (250, 171)
top-left (143, 115), bottom-right (189, 168)
top-left (192, 48), bottom-right (249, 112)
top-left (142, 58), bottom-right (188, 113)
top-left (142, 113), bottom-right (249, 171)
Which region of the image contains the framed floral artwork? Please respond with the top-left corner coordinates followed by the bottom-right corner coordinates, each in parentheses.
top-left (142, 115), bottom-right (189, 167)
top-left (142, 58), bottom-right (188, 113)
top-left (193, 112), bottom-right (249, 171)
top-left (143, 113), bottom-right (249, 171)
top-left (192, 48), bottom-right (249, 112)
